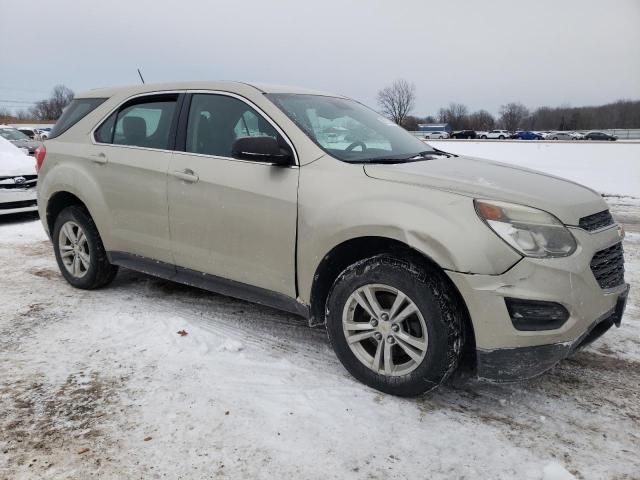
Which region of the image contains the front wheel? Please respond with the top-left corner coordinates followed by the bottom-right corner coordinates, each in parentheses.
top-left (325, 255), bottom-right (463, 396)
top-left (52, 206), bottom-right (118, 289)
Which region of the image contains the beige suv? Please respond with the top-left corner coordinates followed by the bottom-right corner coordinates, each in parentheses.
top-left (37, 82), bottom-right (629, 396)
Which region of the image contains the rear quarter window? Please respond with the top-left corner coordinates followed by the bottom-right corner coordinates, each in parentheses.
top-left (48, 98), bottom-right (107, 139)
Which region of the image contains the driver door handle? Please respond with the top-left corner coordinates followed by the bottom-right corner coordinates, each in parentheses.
top-left (171, 169), bottom-right (199, 183)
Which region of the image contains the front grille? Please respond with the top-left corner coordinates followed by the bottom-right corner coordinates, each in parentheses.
top-left (590, 243), bottom-right (625, 289)
top-left (579, 210), bottom-right (614, 231)
top-left (0, 199), bottom-right (37, 210)
top-left (0, 175), bottom-right (37, 190)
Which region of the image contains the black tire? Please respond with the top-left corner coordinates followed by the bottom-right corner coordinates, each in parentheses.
top-left (499, 135), bottom-right (505, 140)
top-left (325, 255), bottom-right (463, 396)
top-left (52, 205), bottom-right (118, 289)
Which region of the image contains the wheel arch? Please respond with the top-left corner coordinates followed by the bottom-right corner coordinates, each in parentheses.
top-left (308, 235), bottom-right (476, 366)
top-left (46, 191), bottom-right (90, 235)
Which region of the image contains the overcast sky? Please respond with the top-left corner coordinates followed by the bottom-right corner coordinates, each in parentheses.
top-left (1, 0), bottom-right (638, 117)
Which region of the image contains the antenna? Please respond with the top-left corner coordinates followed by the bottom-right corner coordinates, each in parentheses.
top-left (137, 68), bottom-right (145, 84)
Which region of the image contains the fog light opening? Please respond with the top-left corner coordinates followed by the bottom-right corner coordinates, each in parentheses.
top-left (505, 298), bottom-right (570, 331)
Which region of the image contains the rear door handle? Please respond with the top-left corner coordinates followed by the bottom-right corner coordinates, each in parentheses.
top-left (171, 169), bottom-right (199, 183)
top-left (90, 152), bottom-right (108, 164)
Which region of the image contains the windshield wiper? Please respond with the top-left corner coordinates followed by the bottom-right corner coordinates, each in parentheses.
top-left (431, 148), bottom-right (457, 158)
top-left (357, 150), bottom-right (455, 164)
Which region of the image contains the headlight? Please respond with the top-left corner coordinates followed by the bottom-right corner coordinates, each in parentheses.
top-left (475, 199), bottom-right (577, 258)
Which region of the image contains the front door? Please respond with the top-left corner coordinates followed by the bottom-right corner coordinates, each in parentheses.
top-left (167, 93), bottom-right (298, 297)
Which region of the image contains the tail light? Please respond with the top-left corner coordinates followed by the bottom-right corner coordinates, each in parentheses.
top-left (35, 144), bottom-right (46, 173)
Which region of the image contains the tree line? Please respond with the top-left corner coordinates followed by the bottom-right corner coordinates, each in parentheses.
top-left (378, 79), bottom-right (640, 132)
top-left (0, 85), bottom-right (75, 123)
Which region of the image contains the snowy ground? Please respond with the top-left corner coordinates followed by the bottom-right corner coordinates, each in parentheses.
top-left (1, 165), bottom-right (639, 479)
top-left (429, 140), bottom-right (640, 198)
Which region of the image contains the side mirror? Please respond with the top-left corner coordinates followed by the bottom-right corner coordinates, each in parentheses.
top-left (231, 136), bottom-right (292, 166)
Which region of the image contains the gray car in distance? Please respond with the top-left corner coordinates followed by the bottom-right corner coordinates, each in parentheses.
top-left (549, 131), bottom-right (575, 140)
top-left (36, 82), bottom-right (629, 396)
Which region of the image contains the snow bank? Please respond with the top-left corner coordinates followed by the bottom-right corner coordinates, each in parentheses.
top-left (428, 140), bottom-right (640, 198)
top-left (0, 136), bottom-right (36, 176)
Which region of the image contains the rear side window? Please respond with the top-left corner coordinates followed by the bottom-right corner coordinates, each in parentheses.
top-left (96, 94), bottom-right (178, 149)
top-left (48, 98), bottom-right (107, 139)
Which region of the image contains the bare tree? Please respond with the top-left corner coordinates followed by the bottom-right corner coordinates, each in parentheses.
top-left (377, 79), bottom-right (416, 125)
top-left (499, 102), bottom-right (529, 131)
top-left (437, 102), bottom-right (469, 129)
top-left (0, 107), bottom-right (13, 124)
top-left (29, 85), bottom-right (75, 120)
top-left (467, 110), bottom-right (495, 131)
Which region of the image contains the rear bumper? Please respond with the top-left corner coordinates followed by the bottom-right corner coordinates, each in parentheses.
top-left (476, 284), bottom-right (629, 381)
top-left (0, 189), bottom-right (38, 215)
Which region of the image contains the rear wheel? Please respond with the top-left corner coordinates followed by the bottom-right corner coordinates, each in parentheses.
top-left (325, 255), bottom-right (463, 396)
top-left (52, 206), bottom-right (118, 289)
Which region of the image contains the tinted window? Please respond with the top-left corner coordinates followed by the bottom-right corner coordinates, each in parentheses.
top-left (94, 111), bottom-right (117, 143)
top-left (112, 95), bottom-right (177, 149)
top-left (49, 98), bottom-right (107, 139)
top-left (186, 94), bottom-right (280, 157)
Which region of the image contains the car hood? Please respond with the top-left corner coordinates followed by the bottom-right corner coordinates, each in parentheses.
top-left (363, 155), bottom-right (607, 226)
top-left (0, 138), bottom-right (37, 176)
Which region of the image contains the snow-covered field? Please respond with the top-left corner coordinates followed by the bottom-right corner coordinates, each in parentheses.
top-left (1, 147), bottom-right (639, 479)
top-left (429, 140), bottom-right (640, 198)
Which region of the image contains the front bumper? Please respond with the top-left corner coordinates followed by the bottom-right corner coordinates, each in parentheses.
top-left (0, 189), bottom-right (38, 215)
top-left (447, 224), bottom-right (628, 381)
top-left (475, 285), bottom-right (628, 381)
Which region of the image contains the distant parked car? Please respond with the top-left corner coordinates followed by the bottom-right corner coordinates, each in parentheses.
top-left (450, 130), bottom-right (476, 139)
top-left (0, 136), bottom-right (38, 215)
top-left (16, 127), bottom-right (41, 140)
top-left (480, 130), bottom-right (510, 140)
top-left (548, 132), bottom-right (575, 141)
top-left (422, 131), bottom-right (450, 139)
top-left (0, 126), bottom-right (42, 155)
top-left (512, 131), bottom-right (543, 140)
top-left (584, 131), bottom-right (617, 141)
top-left (38, 127), bottom-right (52, 140)
top-left (571, 131), bottom-right (585, 140)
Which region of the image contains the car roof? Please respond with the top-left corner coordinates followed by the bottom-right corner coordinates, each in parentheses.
top-left (77, 81), bottom-right (345, 99)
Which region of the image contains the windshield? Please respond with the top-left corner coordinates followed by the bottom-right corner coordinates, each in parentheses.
top-left (267, 93), bottom-right (434, 163)
top-left (0, 128), bottom-right (29, 141)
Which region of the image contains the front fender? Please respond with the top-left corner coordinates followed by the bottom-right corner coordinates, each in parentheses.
top-left (296, 157), bottom-right (521, 303)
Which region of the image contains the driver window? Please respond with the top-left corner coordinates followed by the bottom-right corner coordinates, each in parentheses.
top-left (186, 94), bottom-right (280, 157)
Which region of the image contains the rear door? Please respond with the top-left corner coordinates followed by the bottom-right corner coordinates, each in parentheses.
top-left (90, 93), bottom-right (182, 263)
top-left (167, 92), bottom-right (299, 296)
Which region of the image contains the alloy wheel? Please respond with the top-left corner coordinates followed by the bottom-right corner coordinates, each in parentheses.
top-left (342, 284), bottom-right (428, 376)
top-left (58, 220), bottom-right (90, 278)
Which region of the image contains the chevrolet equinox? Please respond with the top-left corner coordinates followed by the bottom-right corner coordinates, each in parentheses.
top-left (36, 82), bottom-right (629, 396)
